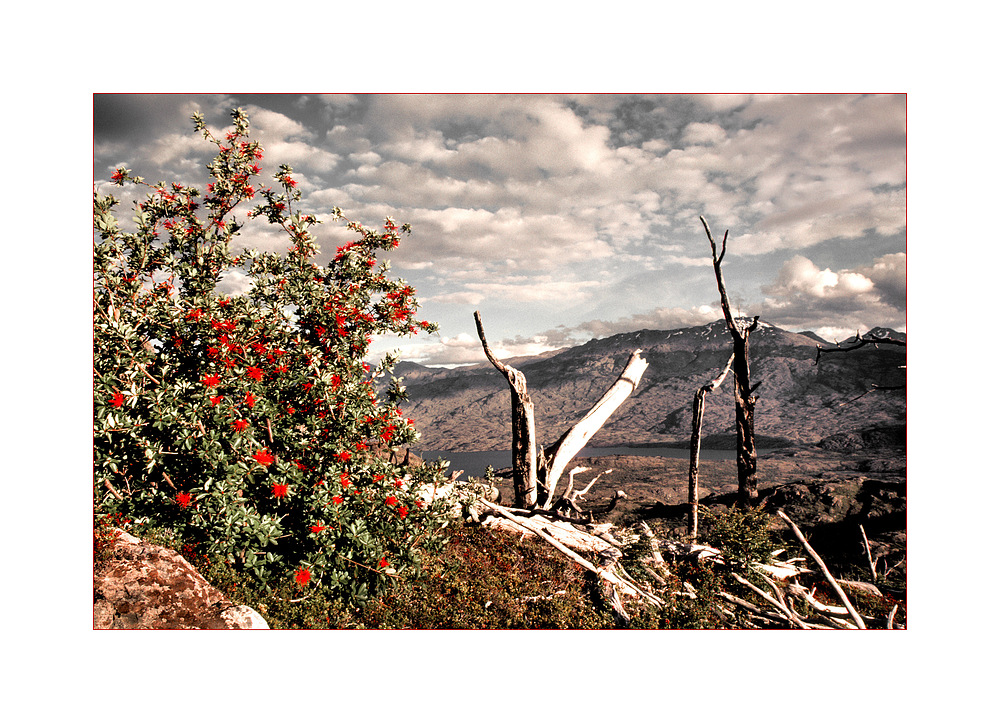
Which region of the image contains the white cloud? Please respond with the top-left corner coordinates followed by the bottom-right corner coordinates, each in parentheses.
top-left (765, 255), bottom-right (874, 300)
top-left (759, 252), bottom-right (906, 332)
top-left (466, 278), bottom-right (603, 305)
top-left (95, 93), bottom-right (906, 360)
top-left (426, 291), bottom-right (486, 305)
top-left (682, 122), bottom-right (727, 145)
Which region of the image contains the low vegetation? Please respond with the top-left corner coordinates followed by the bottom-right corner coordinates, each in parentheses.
top-left (96, 503), bottom-right (905, 629)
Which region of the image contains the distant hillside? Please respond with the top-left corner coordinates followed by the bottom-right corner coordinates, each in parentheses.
top-left (393, 320), bottom-right (906, 452)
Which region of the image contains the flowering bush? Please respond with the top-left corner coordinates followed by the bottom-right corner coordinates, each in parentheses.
top-left (94, 108), bottom-right (451, 602)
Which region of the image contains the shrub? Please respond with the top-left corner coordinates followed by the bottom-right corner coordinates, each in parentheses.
top-left (93, 108), bottom-right (451, 604)
top-left (699, 505), bottom-right (776, 574)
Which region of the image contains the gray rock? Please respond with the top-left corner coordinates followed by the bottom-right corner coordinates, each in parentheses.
top-left (94, 529), bottom-right (270, 630)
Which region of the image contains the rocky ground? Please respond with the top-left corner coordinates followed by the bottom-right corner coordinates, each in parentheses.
top-left (482, 442), bottom-right (906, 591)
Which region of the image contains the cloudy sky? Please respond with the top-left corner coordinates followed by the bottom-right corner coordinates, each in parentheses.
top-left (94, 93), bottom-right (905, 366)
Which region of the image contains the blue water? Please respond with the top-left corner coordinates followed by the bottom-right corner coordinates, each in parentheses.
top-left (414, 445), bottom-right (736, 480)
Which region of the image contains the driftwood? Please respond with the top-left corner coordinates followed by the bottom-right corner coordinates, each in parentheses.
top-left (688, 353), bottom-right (734, 538)
top-left (700, 216), bottom-right (760, 507)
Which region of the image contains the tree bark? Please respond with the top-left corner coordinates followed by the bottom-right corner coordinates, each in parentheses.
top-left (689, 353), bottom-right (734, 538)
top-left (700, 216), bottom-right (759, 507)
top-left (474, 310), bottom-right (538, 508)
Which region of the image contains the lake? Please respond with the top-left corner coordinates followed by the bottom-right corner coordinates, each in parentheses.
top-left (413, 445), bottom-right (738, 480)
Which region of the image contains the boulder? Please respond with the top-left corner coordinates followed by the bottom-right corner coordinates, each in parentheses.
top-left (94, 530), bottom-right (269, 630)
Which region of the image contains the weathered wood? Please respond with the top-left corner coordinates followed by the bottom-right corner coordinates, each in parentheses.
top-left (700, 216), bottom-right (759, 507)
top-left (688, 353), bottom-right (734, 538)
top-left (542, 350), bottom-right (648, 493)
top-left (859, 524), bottom-right (878, 584)
top-left (732, 572), bottom-right (810, 629)
top-left (474, 310), bottom-right (538, 508)
top-left (478, 500), bottom-right (664, 607)
top-left (777, 509), bottom-right (867, 629)
top-left (815, 331), bottom-right (906, 364)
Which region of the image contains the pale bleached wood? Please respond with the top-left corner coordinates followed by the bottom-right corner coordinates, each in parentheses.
top-left (543, 350), bottom-right (648, 492)
top-left (689, 353), bottom-right (734, 537)
top-left (778, 509), bottom-right (867, 629)
top-left (478, 500), bottom-right (663, 607)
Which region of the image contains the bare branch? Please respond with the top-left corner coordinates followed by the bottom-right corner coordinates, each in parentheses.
top-left (543, 350), bottom-right (647, 492)
top-left (777, 509), bottom-right (866, 629)
top-left (815, 335), bottom-right (906, 364)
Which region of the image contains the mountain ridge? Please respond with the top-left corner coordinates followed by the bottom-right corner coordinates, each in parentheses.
top-left (392, 319), bottom-right (906, 452)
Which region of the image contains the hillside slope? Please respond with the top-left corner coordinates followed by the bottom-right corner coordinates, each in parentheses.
top-left (395, 320), bottom-right (906, 452)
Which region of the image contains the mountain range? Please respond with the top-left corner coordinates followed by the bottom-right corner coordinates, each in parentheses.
top-left (392, 320), bottom-right (906, 453)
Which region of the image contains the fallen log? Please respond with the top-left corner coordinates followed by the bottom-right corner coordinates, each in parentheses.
top-left (477, 499), bottom-right (664, 610)
top-left (777, 509), bottom-right (867, 629)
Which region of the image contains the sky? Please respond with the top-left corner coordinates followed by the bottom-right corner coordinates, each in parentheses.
top-left (93, 93), bottom-right (906, 367)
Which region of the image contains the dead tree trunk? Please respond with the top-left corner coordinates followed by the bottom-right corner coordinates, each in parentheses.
top-left (540, 349), bottom-right (648, 496)
top-left (689, 353), bottom-right (734, 538)
top-left (475, 311), bottom-right (647, 511)
top-left (700, 216), bottom-right (760, 508)
top-left (474, 310), bottom-right (538, 508)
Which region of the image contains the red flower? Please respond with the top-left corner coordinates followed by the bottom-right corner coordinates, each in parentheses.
top-left (355, 441), bottom-right (367, 452)
top-left (340, 472), bottom-right (351, 488)
top-left (175, 492), bottom-right (192, 508)
top-left (203, 373), bottom-right (221, 387)
top-left (231, 419), bottom-right (249, 432)
top-left (210, 395), bottom-right (224, 406)
top-left (310, 525), bottom-right (328, 533)
top-left (272, 483), bottom-right (288, 498)
top-left (380, 426), bottom-right (395, 442)
top-left (385, 496), bottom-right (398, 507)
top-left (415, 499), bottom-right (424, 509)
top-left (185, 308), bottom-right (204, 321)
top-left (337, 451), bottom-right (351, 463)
top-left (397, 506), bottom-right (409, 519)
top-left (245, 391), bottom-right (256, 408)
top-left (379, 557), bottom-right (388, 568)
top-left (110, 392), bottom-right (124, 408)
top-left (246, 366), bottom-right (263, 381)
top-left (253, 449), bottom-right (275, 467)
top-left (332, 496), bottom-right (343, 504)
top-left (294, 567), bottom-right (311, 586)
